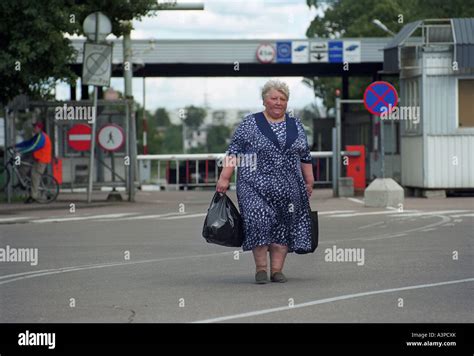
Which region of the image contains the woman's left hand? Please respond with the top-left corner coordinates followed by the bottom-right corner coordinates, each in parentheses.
top-left (305, 182), bottom-right (313, 197)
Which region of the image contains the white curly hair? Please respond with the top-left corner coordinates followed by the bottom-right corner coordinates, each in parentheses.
top-left (261, 79), bottom-right (290, 101)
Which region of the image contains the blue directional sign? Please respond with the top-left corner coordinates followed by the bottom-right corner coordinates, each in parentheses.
top-left (328, 40), bottom-right (343, 63)
top-left (276, 42), bottom-right (292, 63)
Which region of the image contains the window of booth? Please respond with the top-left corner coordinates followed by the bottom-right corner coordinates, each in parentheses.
top-left (458, 79), bottom-right (474, 128)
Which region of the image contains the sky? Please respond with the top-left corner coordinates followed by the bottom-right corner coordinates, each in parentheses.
top-left (57, 0), bottom-right (324, 113)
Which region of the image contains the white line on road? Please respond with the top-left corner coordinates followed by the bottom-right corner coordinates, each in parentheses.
top-left (330, 210), bottom-right (415, 218)
top-left (161, 213), bottom-right (207, 220)
top-left (358, 215), bottom-right (451, 241)
top-left (317, 210), bottom-right (355, 215)
top-left (347, 198), bottom-right (364, 205)
top-left (30, 213), bottom-right (140, 223)
top-left (0, 217), bottom-right (33, 223)
top-left (95, 212), bottom-right (185, 222)
top-left (358, 221), bottom-right (386, 229)
top-left (0, 251), bottom-right (244, 286)
top-left (193, 277), bottom-right (474, 323)
top-left (396, 210), bottom-right (472, 217)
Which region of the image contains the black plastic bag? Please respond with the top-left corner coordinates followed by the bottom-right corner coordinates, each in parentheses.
top-left (295, 209), bottom-right (319, 254)
top-left (202, 192), bottom-right (244, 247)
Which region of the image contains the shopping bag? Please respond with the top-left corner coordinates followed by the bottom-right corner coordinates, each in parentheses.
top-left (295, 208), bottom-right (319, 254)
top-left (202, 192), bottom-right (244, 247)
top-left (309, 210), bottom-right (319, 252)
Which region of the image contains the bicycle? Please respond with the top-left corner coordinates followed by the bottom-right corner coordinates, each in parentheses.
top-left (0, 147), bottom-right (59, 203)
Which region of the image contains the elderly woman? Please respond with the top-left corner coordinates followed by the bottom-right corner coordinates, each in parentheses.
top-left (216, 79), bottom-right (314, 284)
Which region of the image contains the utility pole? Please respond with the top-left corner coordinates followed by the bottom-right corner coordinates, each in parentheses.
top-left (122, 2), bottom-right (204, 200)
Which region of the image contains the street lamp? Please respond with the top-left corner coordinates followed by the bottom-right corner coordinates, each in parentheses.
top-left (372, 19), bottom-right (395, 36)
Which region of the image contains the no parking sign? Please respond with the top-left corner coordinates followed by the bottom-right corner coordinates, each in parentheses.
top-left (363, 81), bottom-right (399, 116)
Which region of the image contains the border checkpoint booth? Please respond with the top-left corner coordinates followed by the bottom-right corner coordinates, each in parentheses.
top-left (383, 18), bottom-right (474, 197)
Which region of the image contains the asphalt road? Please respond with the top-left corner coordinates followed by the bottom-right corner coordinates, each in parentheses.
top-left (0, 190), bottom-right (473, 323)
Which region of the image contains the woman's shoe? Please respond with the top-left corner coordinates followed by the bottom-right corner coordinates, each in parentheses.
top-left (270, 272), bottom-right (287, 283)
top-left (255, 270), bottom-right (268, 284)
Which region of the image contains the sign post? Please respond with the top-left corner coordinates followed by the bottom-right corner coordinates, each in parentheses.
top-left (82, 12), bottom-right (112, 203)
top-left (363, 81), bottom-right (399, 179)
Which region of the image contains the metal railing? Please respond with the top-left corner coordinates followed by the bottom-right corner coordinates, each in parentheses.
top-left (137, 151), bottom-right (360, 190)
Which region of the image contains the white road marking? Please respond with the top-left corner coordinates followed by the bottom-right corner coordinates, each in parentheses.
top-left (0, 217), bottom-right (33, 223)
top-left (318, 210), bottom-right (355, 215)
top-left (0, 251), bottom-right (245, 286)
top-left (358, 221), bottom-right (386, 229)
top-left (30, 213), bottom-right (139, 223)
top-left (397, 210), bottom-right (472, 217)
top-left (161, 213), bottom-right (207, 220)
top-left (330, 210), bottom-right (416, 218)
top-left (451, 214), bottom-right (474, 218)
top-left (95, 212), bottom-right (185, 222)
top-left (358, 215), bottom-right (451, 241)
top-left (193, 277), bottom-right (474, 323)
top-left (346, 198), bottom-right (364, 205)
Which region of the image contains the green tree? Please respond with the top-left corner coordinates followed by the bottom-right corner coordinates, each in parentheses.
top-left (305, 0), bottom-right (474, 111)
top-left (183, 106), bottom-right (206, 130)
top-left (0, 0), bottom-right (155, 105)
top-left (154, 108), bottom-right (171, 127)
top-left (161, 124), bottom-right (183, 154)
top-left (206, 125), bottom-right (231, 153)
top-left (0, 1), bottom-right (77, 104)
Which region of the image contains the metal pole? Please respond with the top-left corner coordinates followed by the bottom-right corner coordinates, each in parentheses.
top-left (335, 97), bottom-right (341, 197)
top-left (182, 120), bottom-right (186, 153)
top-left (87, 13), bottom-right (100, 203)
top-left (380, 116), bottom-right (385, 179)
top-left (130, 108), bottom-right (138, 201)
top-left (391, 117), bottom-right (395, 177)
top-left (195, 159), bottom-right (199, 185)
top-left (143, 77), bottom-right (147, 155)
top-left (175, 159), bottom-right (179, 191)
top-left (332, 127), bottom-right (337, 197)
top-left (123, 25), bottom-right (136, 201)
top-left (4, 106), bottom-right (11, 203)
top-left (125, 101), bottom-right (130, 196)
top-left (124, 28), bottom-right (133, 100)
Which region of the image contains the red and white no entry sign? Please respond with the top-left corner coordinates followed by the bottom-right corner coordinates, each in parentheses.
top-left (98, 124), bottom-right (125, 152)
top-left (67, 124), bottom-right (92, 151)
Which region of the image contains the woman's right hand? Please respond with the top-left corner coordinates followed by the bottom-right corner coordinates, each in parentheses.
top-left (216, 177), bottom-right (230, 193)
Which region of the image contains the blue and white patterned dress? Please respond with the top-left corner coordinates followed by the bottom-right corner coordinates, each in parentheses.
top-left (226, 111), bottom-right (313, 253)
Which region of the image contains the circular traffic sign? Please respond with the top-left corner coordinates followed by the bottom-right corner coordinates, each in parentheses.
top-left (363, 81), bottom-right (399, 116)
top-left (277, 42), bottom-right (291, 57)
top-left (97, 124), bottom-right (125, 152)
top-left (83, 12), bottom-right (112, 42)
top-left (256, 44), bottom-right (275, 64)
top-left (67, 124), bottom-right (92, 151)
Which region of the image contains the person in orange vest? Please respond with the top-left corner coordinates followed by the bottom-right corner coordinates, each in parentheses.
top-left (14, 122), bottom-right (52, 203)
